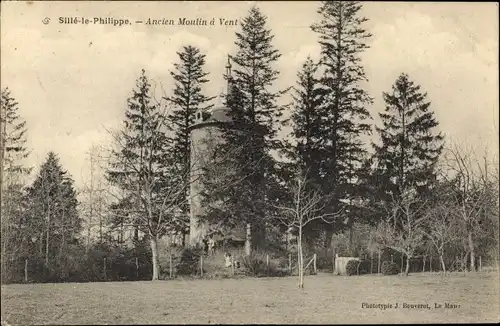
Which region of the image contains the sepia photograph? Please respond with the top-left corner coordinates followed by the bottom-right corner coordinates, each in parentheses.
top-left (1, 0), bottom-right (499, 324)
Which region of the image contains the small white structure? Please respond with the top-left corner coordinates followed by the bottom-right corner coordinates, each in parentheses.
top-left (224, 254), bottom-right (232, 268)
top-left (224, 252), bottom-right (241, 269)
top-left (334, 254), bottom-right (360, 275)
top-left (208, 238), bottom-right (215, 255)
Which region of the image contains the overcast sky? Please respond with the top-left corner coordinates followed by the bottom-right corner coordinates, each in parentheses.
top-left (1, 1), bottom-right (498, 188)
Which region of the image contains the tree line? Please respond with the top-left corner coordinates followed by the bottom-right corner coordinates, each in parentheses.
top-left (1, 1), bottom-right (498, 283)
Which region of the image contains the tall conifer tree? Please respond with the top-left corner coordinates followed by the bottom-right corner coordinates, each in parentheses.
top-left (311, 1), bottom-right (373, 247)
top-left (372, 73), bottom-right (444, 204)
top-left (107, 69), bottom-right (176, 280)
top-left (0, 87), bottom-right (32, 281)
top-left (1, 87), bottom-right (31, 188)
top-left (286, 57), bottom-right (328, 249)
top-left (167, 46), bottom-right (214, 230)
top-left (289, 57), bottom-right (324, 178)
top-left (201, 6), bottom-right (286, 254)
top-left (25, 152), bottom-right (81, 274)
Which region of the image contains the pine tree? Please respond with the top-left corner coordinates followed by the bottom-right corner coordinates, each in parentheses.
top-left (311, 1), bottom-right (373, 248)
top-left (199, 6), bottom-right (287, 254)
top-left (373, 73), bottom-right (444, 206)
top-left (218, 5), bottom-right (286, 253)
top-left (0, 87), bottom-right (32, 282)
top-left (1, 87), bottom-right (31, 189)
top-left (25, 152), bottom-right (81, 277)
top-left (286, 57), bottom-right (329, 249)
top-left (167, 45), bottom-right (214, 237)
top-left (107, 69), bottom-right (179, 280)
top-left (289, 57), bottom-right (324, 177)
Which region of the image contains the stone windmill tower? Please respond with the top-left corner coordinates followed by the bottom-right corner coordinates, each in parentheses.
top-left (188, 56), bottom-right (233, 247)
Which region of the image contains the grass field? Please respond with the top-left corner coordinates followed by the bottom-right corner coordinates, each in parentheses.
top-left (1, 272), bottom-right (499, 324)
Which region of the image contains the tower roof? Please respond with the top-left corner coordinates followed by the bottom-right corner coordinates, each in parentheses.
top-left (189, 54), bottom-right (233, 131)
top-left (188, 106), bottom-right (232, 131)
top-left (207, 106), bottom-right (231, 123)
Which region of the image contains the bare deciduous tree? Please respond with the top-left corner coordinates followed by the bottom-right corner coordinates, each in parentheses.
top-left (79, 145), bottom-right (109, 248)
top-left (439, 142), bottom-right (497, 272)
top-left (105, 115), bottom-right (249, 280)
top-left (376, 189), bottom-right (426, 276)
top-left (272, 170), bottom-right (342, 288)
top-left (420, 200), bottom-right (460, 273)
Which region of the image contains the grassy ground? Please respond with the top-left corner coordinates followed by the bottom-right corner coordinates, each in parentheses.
top-left (1, 272), bottom-right (499, 324)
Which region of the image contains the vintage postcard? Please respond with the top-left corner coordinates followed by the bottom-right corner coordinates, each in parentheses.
top-left (1, 1), bottom-right (499, 324)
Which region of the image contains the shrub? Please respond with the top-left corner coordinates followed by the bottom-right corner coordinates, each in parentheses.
top-left (381, 261), bottom-right (399, 275)
top-left (316, 256), bottom-right (333, 272)
top-left (240, 254), bottom-right (267, 277)
top-left (240, 252), bottom-right (286, 277)
top-left (345, 259), bottom-right (370, 276)
top-left (176, 247), bottom-right (203, 276)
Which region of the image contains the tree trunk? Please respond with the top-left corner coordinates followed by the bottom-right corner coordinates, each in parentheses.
top-left (298, 224), bottom-right (304, 288)
top-left (439, 254), bottom-right (446, 273)
top-left (45, 223), bottom-right (50, 268)
top-left (468, 231), bottom-right (476, 272)
top-left (134, 226), bottom-right (139, 243)
top-left (323, 228), bottom-right (333, 250)
top-left (99, 216), bottom-right (103, 243)
top-left (348, 220), bottom-right (353, 253)
top-left (119, 221), bottom-right (124, 245)
top-left (150, 235), bottom-right (160, 281)
top-left (98, 194), bottom-right (103, 243)
top-left (304, 232), bottom-right (315, 256)
top-left (86, 224), bottom-right (91, 252)
top-left (252, 221), bottom-right (266, 251)
top-left (245, 223), bottom-right (252, 256)
top-left (404, 254), bottom-right (410, 276)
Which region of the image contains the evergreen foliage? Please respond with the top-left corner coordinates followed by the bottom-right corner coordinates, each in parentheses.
top-left (107, 69), bottom-right (177, 238)
top-left (24, 152), bottom-right (81, 279)
top-left (372, 73), bottom-right (444, 201)
top-left (167, 46), bottom-right (215, 226)
top-left (106, 69), bottom-right (181, 280)
top-left (0, 87), bottom-right (32, 281)
top-left (201, 6), bottom-right (287, 251)
top-left (0, 87), bottom-right (31, 180)
top-left (309, 0), bottom-right (374, 243)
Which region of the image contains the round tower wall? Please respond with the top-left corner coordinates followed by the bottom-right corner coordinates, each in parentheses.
top-left (189, 123), bottom-right (226, 247)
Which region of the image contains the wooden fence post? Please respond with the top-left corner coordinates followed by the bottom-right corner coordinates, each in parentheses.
top-left (333, 249), bottom-right (336, 274)
top-left (231, 256), bottom-right (235, 276)
top-left (370, 252), bottom-right (373, 274)
top-left (313, 254), bottom-right (317, 274)
top-left (479, 256), bottom-right (482, 272)
top-left (430, 253), bottom-right (433, 272)
top-left (422, 255), bottom-right (426, 273)
top-left (289, 253), bottom-right (292, 274)
top-left (200, 255), bottom-right (204, 277)
top-left (391, 254), bottom-right (394, 263)
top-left (103, 257), bottom-right (107, 280)
top-left (135, 257), bottom-right (139, 280)
top-left (378, 250), bottom-right (381, 274)
top-left (169, 254), bottom-right (173, 278)
top-left (24, 259), bottom-right (28, 282)
top-left (400, 255), bottom-right (404, 274)
top-left (266, 254), bottom-right (269, 273)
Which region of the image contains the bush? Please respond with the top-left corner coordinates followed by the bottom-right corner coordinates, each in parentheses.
top-left (345, 259), bottom-right (370, 276)
top-left (176, 247), bottom-right (203, 276)
top-left (316, 256), bottom-right (333, 272)
top-left (381, 261), bottom-right (399, 275)
top-left (240, 254), bottom-right (267, 277)
top-left (240, 252), bottom-right (286, 277)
